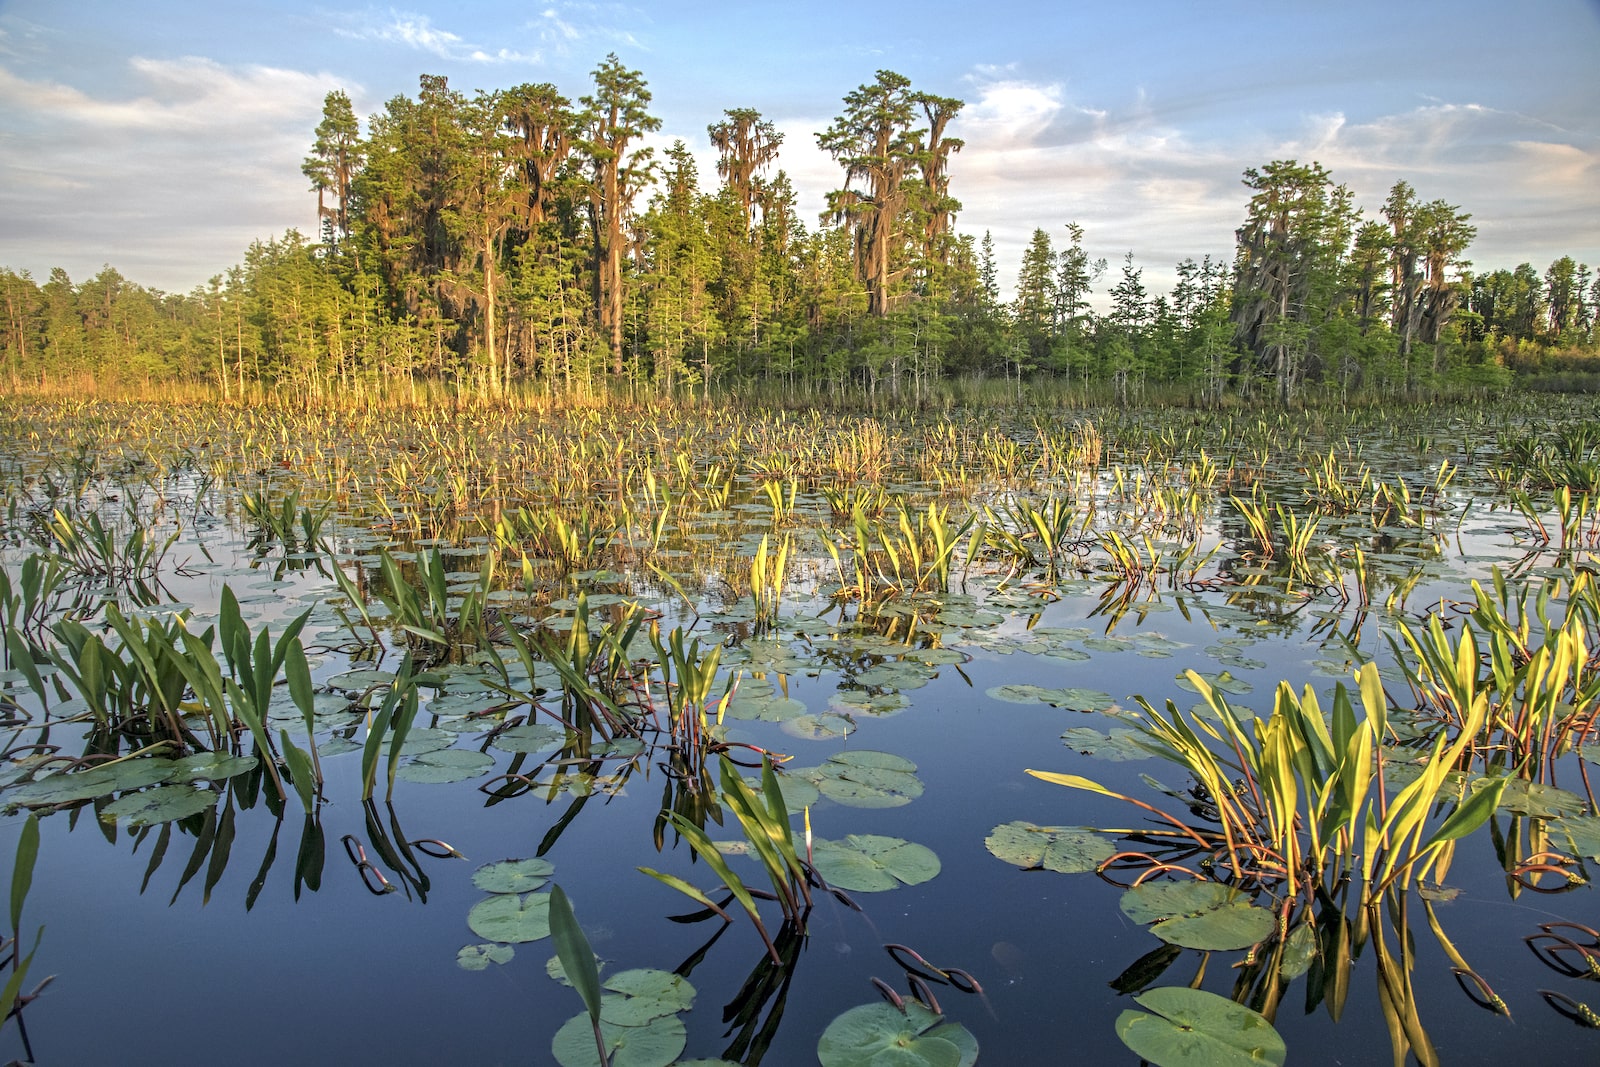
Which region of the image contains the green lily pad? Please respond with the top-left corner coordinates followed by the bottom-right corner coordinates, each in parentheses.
top-left (1176, 671), bottom-right (1253, 696)
top-left (1554, 815), bottom-right (1600, 860)
top-left (986, 683), bottom-right (1058, 704)
top-left (3, 758), bottom-right (178, 807)
top-left (551, 1013), bottom-right (686, 1067)
top-left (598, 969), bottom-right (695, 1024)
top-left (985, 821), bottom-right (1117, 873)
top-left (169, 752), bottom-right (259, 782)
top-left (1059, 727), bottom-right (1154, 762)
top-left (492, 723), bottom-right (568, 754)
top-left (1116, 986), bottom-right (1285, 1066)
top-left (457, 943), bottom-right (515, 971)
top-left (1043, 687), bottom-right (1115, 712)
top-left (473, 857), bottom-right (556, 894)
top-left (398, 727), bottom-right (457, 756)
top-left (547, 951), bottom-right (606, 988)
top-left (1120, 881), bottom-right (1275, 951)
top-left (467, 891), bottom-right (552, 944)
top-left (809, 834), bottom-right (940, 892)
top-left (817, 1001), bottom-right (978, 1067)
top-left (801, 751), bottom-right (923, 808)
top-left (723, 694), bottom-right (808, 722)
top-left (99, 784), bottom-right (216, 827)
top-left (1492, 778), bottom-right (1586, 818)
top-left (396, 749), bottom-right (496, 784)
top-left (781, 713), bottom-right (856, 740)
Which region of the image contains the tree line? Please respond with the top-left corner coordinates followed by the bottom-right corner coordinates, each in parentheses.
top-left (2, 57), bottom-right (1597, 401)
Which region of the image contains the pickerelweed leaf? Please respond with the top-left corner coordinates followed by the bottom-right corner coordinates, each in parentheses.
top-left (473, 857), bottom-right (556, 894)
top-left (99, 784), bottom-right (216, 827)
top-left (1116, 986), bottom-right (1285, 1067)
top-left (809, 834), bottom-right (940, 892)
top-left (985, 821), bottom-right (1116, 873)
top-left (467, 891), bottom-right (552, 943)
top-left (817, 1001), bottom-right (978, 1067)
top-left (1120, 881), bottom-right (1275, 951)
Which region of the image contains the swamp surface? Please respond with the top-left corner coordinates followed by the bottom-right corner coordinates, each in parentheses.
top-left (2, 395), bottom-right (1599, 1065)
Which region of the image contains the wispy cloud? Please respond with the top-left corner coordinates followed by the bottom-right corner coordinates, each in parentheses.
top-left (528, 3), bottom-right (647, 53)
top-left (333, 8), bottom-right (542, 64)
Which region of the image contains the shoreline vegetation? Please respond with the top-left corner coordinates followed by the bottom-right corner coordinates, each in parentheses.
top-left (1, 58), bottom-right (1597, 407)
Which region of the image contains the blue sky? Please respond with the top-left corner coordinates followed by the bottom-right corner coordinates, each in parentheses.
top-left (2, 0), bottom-right (1597, 301)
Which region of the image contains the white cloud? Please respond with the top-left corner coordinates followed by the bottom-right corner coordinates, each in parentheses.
top-left (0, 57), bottom-right (350, 291)
top-left (334, 9), bottom-right (542, 64)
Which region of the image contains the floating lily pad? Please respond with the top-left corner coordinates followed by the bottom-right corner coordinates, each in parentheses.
top-left (800, 751), bottom-right (923, 808)
top-left (1491, 778), bottom-right (1586, 818)
top-left (1552, 815), bottom-right (1600, 860)
top-left (985, 821), bottom-right (1116, 873)
top-left (1120, 881), bottom-right (1274, 951)
top-left (467, 891), bottom-right (552, 944)
top-left (1177, 670), bottom-right (1253, 696)
top-left (1116, 986), bottom-right (1285, 1066)
top-left (99, 784), bottom-right (216, 826)
top-left (817, 1001), bottom-right (977, 1067)
top-left (551, 1014), bottom-right (686, 1067)
top-left (169, 752), bottom-right (259, 782)
top-left (782, 713), bottom-right (856, 740)
top-left (473, 857), bottom-right (556, 894)
top-left (1060, 726), bottom-right (1155, 761)
top-left (986, 683), bottom-right (1058, 704)
top-left (1044, 687), bottom-right (1115, 712)
top-left (457, 943), bottom-right (515, 971)
top-left (327, 669), bottom-right (395, 690)
top-left (598, 969), bottom-right (696, 1024)
top-left (723, 694), bottom-right (807, 722)
top-left (4, 758), bottom-right (178, 807)
top-left (809, 834), bottom-right (940, 892)
top-left (396, 749), bottom-right (496, 784)
top-left (493, 723), bottom-right (568, 754)
top-left (398, 727), bottom-right (457, 756)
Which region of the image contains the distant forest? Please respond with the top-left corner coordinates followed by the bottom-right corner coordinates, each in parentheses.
top-left (3, 58), bottom-right (1598, 402)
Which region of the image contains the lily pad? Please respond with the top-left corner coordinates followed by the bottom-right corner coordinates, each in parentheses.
top-left (457, 943), bottom-right (515, 971)
top-left (1116, 986), bottom-right (1285, 1066)
top-left (467, 891), bottom-right (552, 944)
top-left (781, 713), bottom-right (856, 740)
top-left (1060, 727), bottom-right (1154, 761)
top-left (1043, 687), bottom-right (1115, 712)
top-left (800, 750), bottom-right (923, 808)
top-left (1120, 881), bottom-right (1275, 951)
top-left (169, 752), bottom-right (259, 782)
top-left (492, 723), bottom-right (568, 754)
top-left (551, 1013), bottom-right (686, 1067)
top-left (99, 784), bottom-right (216, 827)
top-left (817, 1001), bottom-right (978, 1067)
top-left (396, 749), bottom-right (496, 784)
top-left (985, 821), bottom-right (1116, 873)
top-left (809, 834), bottom-right (940, 892)
top-left (1492, 778), bottom-right (1586, 818)
top-left (1554, 815), bottom-right (1600, 860)
top-left (597, 969), bottom-right (696, 1024)
top-left (3, 757), bottom-right (178, 807)
top-left (986, 683), bottom-right (1058, 704)
top-left (473, 857), bottom-right (556, 894)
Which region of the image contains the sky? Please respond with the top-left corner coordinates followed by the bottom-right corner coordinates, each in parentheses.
top-left (1, 0), bottom-right (1597, 302)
